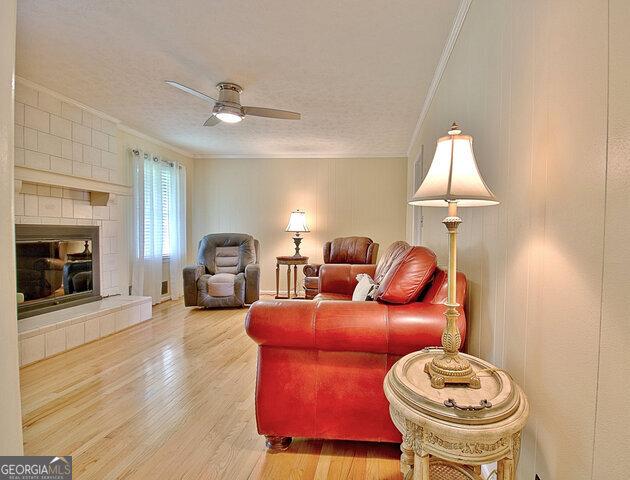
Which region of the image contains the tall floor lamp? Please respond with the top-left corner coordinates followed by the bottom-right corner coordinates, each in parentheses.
top-left (409, 123), bottom-right (498, 389)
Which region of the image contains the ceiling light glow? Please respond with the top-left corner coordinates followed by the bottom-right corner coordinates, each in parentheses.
top-left (216, 112), bottom-right (243, 123)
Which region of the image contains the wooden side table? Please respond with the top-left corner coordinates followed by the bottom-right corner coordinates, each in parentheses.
top-left (384, 349), bottom-right (529, 480)
top-left (275, 256), bottom-right (308, 299)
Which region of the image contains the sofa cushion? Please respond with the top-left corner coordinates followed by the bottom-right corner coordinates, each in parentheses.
top-left (375, 246), bottom-right (437, 304)
top-left (319, 264), bottom-right (378, 296)
top-left (207, 273), bottom-right (236, 297)
top-left (196, 233), bottom-right (256, 275)
top-left (215, 246), bottom-right (240, 274)
top-left (374, 241), bottom-right (411, 284)
top-left (197, 273), bottom-right (245, 307)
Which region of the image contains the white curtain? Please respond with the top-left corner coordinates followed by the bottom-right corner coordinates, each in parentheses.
top-left (131, 149), bottom-right (186, 304)
top-left (168, 161), bottom-right (186, 300)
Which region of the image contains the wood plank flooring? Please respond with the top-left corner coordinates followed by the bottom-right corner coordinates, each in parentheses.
top-left (20, 299), bottom-right (402, 479)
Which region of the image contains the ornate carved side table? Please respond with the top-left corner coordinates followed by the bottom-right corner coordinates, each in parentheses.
top-left (384, 349), bottom-right (529, 480)
top-left (275, 256), bottom-right (308, 299)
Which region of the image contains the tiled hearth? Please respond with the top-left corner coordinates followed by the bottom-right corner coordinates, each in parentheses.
top-left (18, 296), bottom-right (152, 366)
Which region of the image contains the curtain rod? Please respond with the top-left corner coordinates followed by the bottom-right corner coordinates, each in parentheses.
top-left (131, 148), bottom-right (183, 169)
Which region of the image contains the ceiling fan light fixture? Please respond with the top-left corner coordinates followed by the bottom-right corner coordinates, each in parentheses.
top-left (214, 103), bottom-right (243, 123)
top-left (215, 111), bottom-right (243, 123)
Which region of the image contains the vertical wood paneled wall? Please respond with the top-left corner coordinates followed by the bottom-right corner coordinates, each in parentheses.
top-left (192, 156), bottom-right (407, 292)
top-left (406, 1), bottom-right (629, 478)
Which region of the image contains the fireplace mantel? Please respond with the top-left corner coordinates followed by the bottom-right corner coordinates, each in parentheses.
top-left (14, 165), bottom-right (132, 206)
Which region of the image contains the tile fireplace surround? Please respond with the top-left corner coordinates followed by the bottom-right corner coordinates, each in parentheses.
top-left (13, 81), bottom-right (152, 367)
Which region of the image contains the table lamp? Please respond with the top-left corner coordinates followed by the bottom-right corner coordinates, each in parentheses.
top-left (285, 209), bottom-right (309, 257)
top-left (409, 123), bottom-right (498, 389)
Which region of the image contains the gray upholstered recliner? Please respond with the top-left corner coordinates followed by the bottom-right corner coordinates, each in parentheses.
top-left (183, 233), bottom-right (260, 308)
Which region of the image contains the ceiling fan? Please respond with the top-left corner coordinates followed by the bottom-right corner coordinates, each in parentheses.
top-left (165, 81), bottom-right (301, 126)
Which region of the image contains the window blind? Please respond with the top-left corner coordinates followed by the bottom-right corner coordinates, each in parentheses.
top-left (160, 167), bottom-right (171, 257)
top-left (143, 161), bottom-right (172, 258)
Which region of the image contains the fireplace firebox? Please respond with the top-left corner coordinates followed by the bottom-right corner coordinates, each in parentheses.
top-left (16, 225), bottom-right (101, 319)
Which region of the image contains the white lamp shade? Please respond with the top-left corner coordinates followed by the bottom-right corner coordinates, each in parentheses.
top-left (410, 127), bottom-right (498, 207)
top-left (285, 210), bottom-right (310, 233)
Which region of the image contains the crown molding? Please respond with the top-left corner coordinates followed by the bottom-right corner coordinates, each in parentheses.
top-left (117, 125), bottom-right (195, 158)
top-left (406, 0), bottom-right (472, 158)
top-left (192, 153), bottom-right (406, 160)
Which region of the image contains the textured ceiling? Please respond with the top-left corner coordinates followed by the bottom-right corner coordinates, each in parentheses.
top-left (16, 0), bottom-right (459, 157)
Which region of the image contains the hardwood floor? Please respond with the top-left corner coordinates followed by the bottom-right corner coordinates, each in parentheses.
top-left (20, 299), bottom-right (402, 479)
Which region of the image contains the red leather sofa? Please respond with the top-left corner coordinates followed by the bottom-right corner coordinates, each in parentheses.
top-left (303, 236), bottom-right (379, 299)
top-left (245, 241), bottom-right (467, 450)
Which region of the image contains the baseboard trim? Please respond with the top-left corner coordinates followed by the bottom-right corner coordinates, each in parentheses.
top-left (260, 289), bottom-right (278, 296)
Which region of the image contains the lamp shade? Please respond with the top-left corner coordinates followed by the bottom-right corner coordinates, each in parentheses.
top-left (285, 210), bottom-right (310, 233)
top-left (409, 124), bottom-right (498, 207)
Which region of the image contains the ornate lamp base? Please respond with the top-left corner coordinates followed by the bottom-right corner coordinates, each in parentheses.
top-left (424, 352), bottom-right (481, 389)
top-left (292, 236), bottom-right (303, 257)
top-left (424, 206), bottom-right (481, 390)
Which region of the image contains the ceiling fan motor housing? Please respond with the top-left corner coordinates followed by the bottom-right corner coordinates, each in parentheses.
top-left (214, 82), bottom-right (244, 118)
top-left (217, 82), bottom-right (242, 103)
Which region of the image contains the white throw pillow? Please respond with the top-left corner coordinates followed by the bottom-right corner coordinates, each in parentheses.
top-left (352, 273), bottom-right (377, 301)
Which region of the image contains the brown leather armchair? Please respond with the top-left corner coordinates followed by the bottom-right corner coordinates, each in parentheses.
top-left (303, 236), bottom-right (379, 299)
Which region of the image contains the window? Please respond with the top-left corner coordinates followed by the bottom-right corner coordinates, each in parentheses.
top-left (143, 160), bottom-right (173, 258)
top-left (160, 168), bottom-right (171, 256)
top-left (131, 148), bottom-right (187, 302)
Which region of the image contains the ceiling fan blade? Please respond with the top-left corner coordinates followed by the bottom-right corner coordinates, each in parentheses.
top-left (165, 81), bottom-right (217, 103)
top-left (242, 106), bottom-right (301, 120)
top-left (203, 115), bottom-right (221, 127)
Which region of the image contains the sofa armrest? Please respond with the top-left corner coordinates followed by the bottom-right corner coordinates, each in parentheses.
top-left (183, 265), bottom-right (205, 306)
top-left (386, 302), bottom-right (466, 354)
top-left (244, 263), bottom-right (260, 304)
top-left (245, 299), bottom-right (465, 355)
top-left (303, 263), bottom-right (321, 277)
top-left (319, 264), bottom-right (377, 295)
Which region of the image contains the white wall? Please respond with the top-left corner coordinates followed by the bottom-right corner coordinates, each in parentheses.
top-left (0, 0), bottom-right (24, 455)
top-left (407, 1), bottom-right (628, 478)
top-left (592, 0), bottom-right (630, 476)
top-left (192, 156), bottom-right (407, 292)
